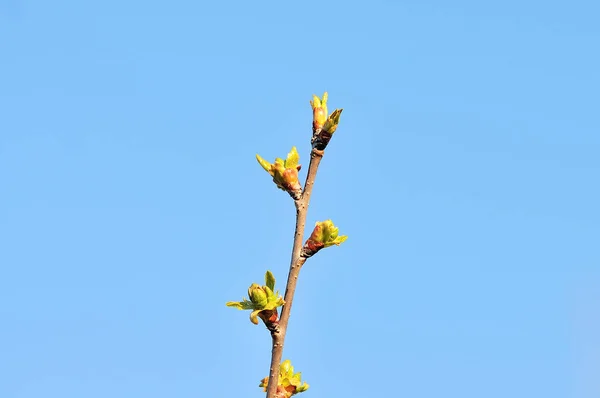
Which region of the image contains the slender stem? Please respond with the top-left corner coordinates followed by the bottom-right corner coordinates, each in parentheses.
top-left (265, 148), bottom-right (324, 398)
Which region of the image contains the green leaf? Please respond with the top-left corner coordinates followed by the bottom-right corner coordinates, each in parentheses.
top-left (281, 360), bottom-right (293, 376)
top-left (255, 154), bottom-right (272, 174)
top-left (285, 146), bottom-right (300, 168)
top-left (325, 235), bottom-right (348, 247)
top-left (226, 300), bottom-right (255, 310)
top-left (263, 285), bottom-right (274, 300)
top-left (265, 270), bottom-right (276, 292)
top-left (323, 222), bottom-right (338, 242)
top-left (297, 382), bottom-right (309, 393)
top-left (265, 286), bottom-right (276, 303)
top-left (225, 301), bottom-right (243, 309)
top-left (290, 371), bottom-right (302, 384)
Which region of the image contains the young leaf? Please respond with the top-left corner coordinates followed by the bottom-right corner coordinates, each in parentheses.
top-left (256, 154), bottom-right (272, 174)
top-left (265, 270), bottom-right (276, 292)
top-left (285, 146), bottom-right (300, 169)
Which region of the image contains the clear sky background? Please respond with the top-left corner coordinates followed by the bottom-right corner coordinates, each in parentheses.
top-left (1, 1), bottom-right (599, 397)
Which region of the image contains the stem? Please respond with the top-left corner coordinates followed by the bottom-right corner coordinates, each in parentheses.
top-left (265, 148), bottom-right (324, 398)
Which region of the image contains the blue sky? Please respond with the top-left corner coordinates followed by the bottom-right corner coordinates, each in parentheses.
top-left (1, 1), bottom-right (599, 397)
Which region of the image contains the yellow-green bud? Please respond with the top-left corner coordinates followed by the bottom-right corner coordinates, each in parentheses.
top-left (310, 92), bottom-right (328, 130)
top-left (248, 284), bottom-right (268, 308)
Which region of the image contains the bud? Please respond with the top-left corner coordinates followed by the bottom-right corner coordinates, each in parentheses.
top-left (226, 271), bottom-right (285, 326)
top-left (302, 220), bottom-right (348, 257)
top-left (256, 147), bottom-right (302, 199)
top-left (322, 108), bottom-right (343, 134)
top-left (310, 92), bottom-right (328, 130)
top-left (248, 283), bottom-right (268, 308)
top-left (259, 377), bottom-right (268, 390)
top-left (260, 359), bottom-right (309, 397)
top-left (310, 92), bottom-right (343, 150)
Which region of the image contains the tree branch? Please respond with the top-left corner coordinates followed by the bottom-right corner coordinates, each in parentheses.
top-left (265, 148), bottom-right (324, 398)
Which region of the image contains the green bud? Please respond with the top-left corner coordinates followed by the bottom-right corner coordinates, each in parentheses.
top-left (260, 359), bottom-right (309, 396)
top-left (256, 147), bottom-right (302, 198)
top-left (302, 220), bottom-right (348, 257)
top-left (248, 283), bottom-right (268, 308)
top-left (322, 108), bottom-right (343, 134)
top-left (226, 270), bottom-right (285, 326)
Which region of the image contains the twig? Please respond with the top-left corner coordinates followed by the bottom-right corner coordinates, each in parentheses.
top-left (265, 148), bottom-right (324, 398)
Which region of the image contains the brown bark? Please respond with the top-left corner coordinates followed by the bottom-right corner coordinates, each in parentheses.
top-left (264, 148), bottom-right (324, 398)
